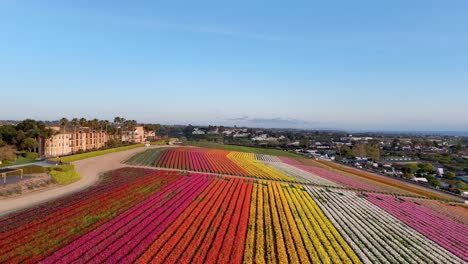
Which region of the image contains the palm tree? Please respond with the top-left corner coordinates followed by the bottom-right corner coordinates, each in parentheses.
top-left (98, 120), bottom-right (106, 132)
top-left (90, 118), bottom-right (99, 130)
top-left (79, 118), bottom-right (87, 128)
top-left (59, 117), bottom-right (68, 133)
top-left (71, 118), bottom-right (79, 133)
top-left (113, 117), bottom-right (122, 126)
top-left (154, 124), bottom-right (161, 136)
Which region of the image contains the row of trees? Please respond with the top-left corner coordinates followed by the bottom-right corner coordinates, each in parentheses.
top-left (0, 119), bottom-right (55, 153)
top-left (57, 117), bottom-right (140, 135)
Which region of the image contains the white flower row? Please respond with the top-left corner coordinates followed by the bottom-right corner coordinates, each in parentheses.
top-left (262, 161), bottom-right (340, 186)
top-left (254, 154), bottom-right (282, 162)
top-left (307, 187), bottom-right (465, 264)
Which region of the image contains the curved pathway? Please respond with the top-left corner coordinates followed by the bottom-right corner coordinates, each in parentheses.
top-left (0, 146), bottom-right (168, 215)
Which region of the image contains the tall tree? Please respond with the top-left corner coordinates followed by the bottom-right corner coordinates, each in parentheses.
top-left (79, 118), bottom-right (87, 127)
top-left (59, 117), bottom-right (68, 133)
top-left (22, 138), bottom-right (38, 152)
top-left (352, 143), bottom-right (368, 157)
top-left (367, 145), bottom-right (381, 161)
top-left (70, 118), bottom-right (79, 133)
top-left (90, 118), bottom-right (99, 130)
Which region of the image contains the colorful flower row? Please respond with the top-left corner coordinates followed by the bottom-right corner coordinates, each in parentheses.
top-left (154, 148), bottom-right (248, 176)
top-left (43, 173), bottom-right (212, 263)
top-left (0, 167), bottom-right (158, 233)
top-left (0, 168), bottom-right (182, 263)
top-left (3, 166), bottom-right (466, 264)
top-left (366, 193), bottom-right (468, 261)
top-left (254, 153), bottom-right (282, 162)
top-left (315, 159), bottom-right (452, 199)
top-left (410, 199), bottom-right (468, 225)
top-left (227, 152), bottom-right (295, 181)
top-left (243, 181), bottom-right (360, 263)
top-left (280, 157), bottom-right (384, 192)
top-left (136, 177), bottom-right (253, 264)
top-left (261, 160), bottom-right (340, 186)
top-left (308, 187), bottom-right (465, 263)
top-left (135, 147), bottom-right (296, 182)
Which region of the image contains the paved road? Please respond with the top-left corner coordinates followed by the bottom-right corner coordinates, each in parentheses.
top-left (0, 146), bottom-right (167, 215)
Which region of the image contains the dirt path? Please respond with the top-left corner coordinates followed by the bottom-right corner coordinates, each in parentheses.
top-left (0, 146), bottom-right (170, 215)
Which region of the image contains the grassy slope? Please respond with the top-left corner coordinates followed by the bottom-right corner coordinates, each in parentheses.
top-left (186, 141), bottom-right (304, 158)
top-left (0, 156), bottom-right (35, 168)
top-left (125, 148), bottom-right (167, 167)
top-left (48, 165), bottom-right (81, 185)
top-left (50, 144), bottom-right (144, 163)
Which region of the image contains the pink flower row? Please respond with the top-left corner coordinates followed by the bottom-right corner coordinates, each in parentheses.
top-left (43, 174), bottom-right (212, 264)
top-left (280, 157), bottom-right (383, 192)
top-left (366, 194), bottom-right (468, 261)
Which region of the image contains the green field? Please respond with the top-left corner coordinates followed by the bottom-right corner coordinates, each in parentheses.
top-left (51, 144), bottom-right (144, 163)
top-left (0, 156), bottom-right (35, 168)
top-left (186, 141), bottom-right (304, 158)
top-left (125, 148), bottom-right (167, 167)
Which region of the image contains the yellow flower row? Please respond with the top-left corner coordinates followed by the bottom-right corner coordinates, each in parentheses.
top-left (227, 152), bottom-right (296, 182)
top-left (244, 182), bottom-right (361, 264)
top-left (243, 184), bottom-right (257, 263)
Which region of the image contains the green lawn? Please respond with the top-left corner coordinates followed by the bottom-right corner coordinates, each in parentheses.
top-left (51, 144), bottom-right (144, 163)
top-left (186, 141), bottom-right (304, 158)
top-left (0, 156), bottom-right (35, 168)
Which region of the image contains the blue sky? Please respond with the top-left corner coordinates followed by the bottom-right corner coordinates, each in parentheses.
top-left (0, 0), bottom-right (467, 131)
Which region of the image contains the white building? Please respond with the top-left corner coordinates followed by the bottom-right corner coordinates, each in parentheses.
top-left (192, 128), bottom-right (206, 135)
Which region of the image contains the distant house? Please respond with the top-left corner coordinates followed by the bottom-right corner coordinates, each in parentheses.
top-left (207, 128), bottom-right (219, 135)
top-left (384, 156), bottom-right (413, 163)
top-left (192, 128), bottom-right (205, 135)
top-left (222, 130), bottom-right (234, 136)
top-left (413, 177), bottom-right (428, 183)
top-left (436, 167), bottom-right (444, 176)
top-left (288, 141), bottom-right (300, 147)
top-left (233, 132), bottom-right (250, 138)
top-left (252, 134), bottom-right (278, 141)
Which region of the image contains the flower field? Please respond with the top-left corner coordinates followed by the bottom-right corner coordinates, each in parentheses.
top-left (2, 148), bottom-right (467, 263)
top-left (0, 168), bottom-right (183, 263)
top-left (366, 194), bottom-right (468, 261)
top-left (260, 160), bottom-right (340, 186)
top-left (312, 159), bottom-right (454, 200)
top-left (308, 187), bottom-right (466, 263)
top-left (127, 147), bottom-right (297, 182)
top-left (243, 181), bottom-right (361, 264)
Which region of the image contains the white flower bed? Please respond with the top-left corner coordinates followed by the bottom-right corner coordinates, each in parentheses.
top-left (254, 154), bottom-right (282, 162)
top-left (307, 187), bottom-right (465, 264)
top-left (262, 161), bottom-right (340, 186)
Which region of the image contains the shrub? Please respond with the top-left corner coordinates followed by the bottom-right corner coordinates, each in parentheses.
top-left (0, 145), bottom-right (16, 162)
top-left (21, 152), bottom-right (39, 160)
top-left (15, 165), bottom-right (46, 174)
top-left (48, 165), bottom-right (81, 185)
